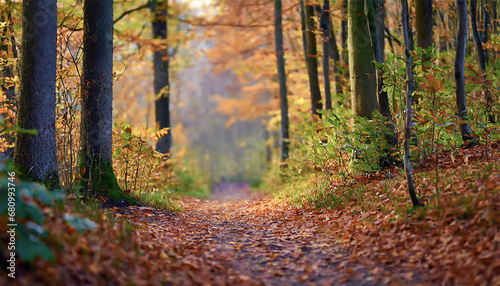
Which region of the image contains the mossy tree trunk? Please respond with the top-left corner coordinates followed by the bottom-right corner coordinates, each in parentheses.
top-left (348, 0), bottom-right (377, 118)
top-left (15, 0), bottom-right (59, 188)
top-left (274, 0), bottom-right (289, 161)
top-left (151, 0), bottom-right (173, 154)
top-left (81, 0), bottom-right (130, 204)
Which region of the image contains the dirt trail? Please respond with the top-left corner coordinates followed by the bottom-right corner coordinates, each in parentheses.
top-left (210, 181), bottom-right (256, 201)
top-left (127, 183), bottom-right (394, 285)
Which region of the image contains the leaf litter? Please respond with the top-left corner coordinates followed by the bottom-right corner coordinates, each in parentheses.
top-left (1, 143), bottom-right (499, 285)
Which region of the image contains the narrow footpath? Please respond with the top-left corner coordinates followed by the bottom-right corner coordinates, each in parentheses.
top-left (126, 182), bottom-right (414, 285)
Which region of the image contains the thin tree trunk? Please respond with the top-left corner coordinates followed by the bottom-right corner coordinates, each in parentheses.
top-left (341, 0), bottom-right (348, 65)
top-left (15, 0), bottom-right (59, 187)
top-left (328, 26), bottom-right (343, 100)
top-left (455, 0), bottom-right (473, 140)
top-left (373, 0), bottom-right (385, 55)
top-left (81, 0), bottom-right (130, 204)
top-left (321, 0), bottom-right (332, 110)
top-left (481, 0), bottom-right (490, 63)
top-left (300, 1), bottom-right (322, 117)
top-left (328, 26), bottom-right (340, 63)
top-left (151, 0), bottom-right (172, 154)
top-left (348, 0), bottom-right (377, 118)
top-left (471, 0), bottom-right (486, 71)
top-left (401, 0), bottom-right (420, 207)
top-left (300, 1), bottom-right (307, 57)
top-left (274, 0), bottom-right (289, 161)
top-left (366, 0), bottom-right (390, 119)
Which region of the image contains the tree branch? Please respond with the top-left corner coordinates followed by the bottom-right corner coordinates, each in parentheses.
top-left (114, 3), bottom-right (151, 24)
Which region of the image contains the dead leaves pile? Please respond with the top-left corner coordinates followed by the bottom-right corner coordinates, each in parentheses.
top-left (315, 143), bottom-right (500, 285)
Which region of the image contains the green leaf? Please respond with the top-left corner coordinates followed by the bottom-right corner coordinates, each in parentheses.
top-left (25, 221), bottom-right (48, 238)
top-left (63, 213), bottom-right (97, 233)
top-left (17, 201), bottom-right (44, 225)
top-left (16, 224), bottom-right (54, 262)
top-left (18, 128), bottom-right (39, 135)
top-left (20, 183), bottom-right (63, 205)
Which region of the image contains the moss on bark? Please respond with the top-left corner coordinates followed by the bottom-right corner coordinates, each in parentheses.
top-left (80, 157), bottom-right (135, 206)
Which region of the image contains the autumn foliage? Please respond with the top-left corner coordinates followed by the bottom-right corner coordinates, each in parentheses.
top-left (1, 0), bottom-right (500, 285)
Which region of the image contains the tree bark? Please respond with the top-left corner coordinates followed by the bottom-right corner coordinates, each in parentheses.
top-left (81, 0), bottom-right (130, 204)
top-left (455, 0), bottom-right (473, 140)
top-left (329, 27), bottom-right (343, 101)
top-left (471, 0), bottom-right (487, 71)
top-left (348, 0), bottom-right (377, 118)
top-left (151, 0), bottom-right (172, 154)
top-left (341, 0), bottom-right (348, 65)
top-left (15, 0), bottom-right (59, 187)
top-left (481, 0), bottom-right (490, 63)
top-left (372, 0), bottom-right (385, 55)
top-left (472, 0), bottom-right (496, 123)
top-left (274, 0), bottom-right (289, 161)
top-left (415, 0), bottom-right (433, 50)
top-left (300, 1), bottom-right (322, 117)
top-left (401, 0), bottom-right (420, 207)
top-left (366, 0), bottom-right (390, 119)
top-left (321, 0), bottom-right (332, 110)
top-left (471, 0), bottom-right (487, 70)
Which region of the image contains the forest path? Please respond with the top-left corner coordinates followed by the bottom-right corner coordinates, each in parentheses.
top-left (127, 184), bottom-right (387, 285)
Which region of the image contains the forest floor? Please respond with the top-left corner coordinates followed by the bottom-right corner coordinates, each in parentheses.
top-left (126, 186), bottom-right (387, 285)
top-left (3, 143), bottom-right (499, 285)
top-left (105, 143), bottom-right (500, 285)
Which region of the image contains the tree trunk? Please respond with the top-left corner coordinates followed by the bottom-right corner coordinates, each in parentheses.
top-left (401, 0), bottom-right (420, 207)
top-left (274, 0), bottom-right (289, 161)
top-left (329, 27), bottom-right (343, 101)
top-left (366, 0), bottom-right (390, 119)
top-left (348, 0), bottom-right (377, 118)
top-left (81, 0), bottom-right (131, 204)
top-left (321, 0), bottom-right (332, 110)
top-left (300, 1), bottom-right (322, 117)
top-left (152, 0), bottom-right (172, 154)
top-left (15, 0), bottom-right (59, 188)
top-left (414, 0), bottom-right (433, 105)
top-left (480, 0), bottom-right (490, 64)
top-left (455, 0), bottom-right (473, 140)
top-left (341, 0), bottom-right (348, 65)
top-left (373, 0), bottom-right (385, 55)
top-left (415, 0), bottom-right (433, 50)
top-left (473, 0), bottom-right (497, 123)
top-left (471, 0), bottom-right (486, 71)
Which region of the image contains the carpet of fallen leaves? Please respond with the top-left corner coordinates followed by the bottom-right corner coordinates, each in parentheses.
top-left (315, 143), bottom-right (500, 286)
top-left (1, 143), bottom-right (499, 285)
